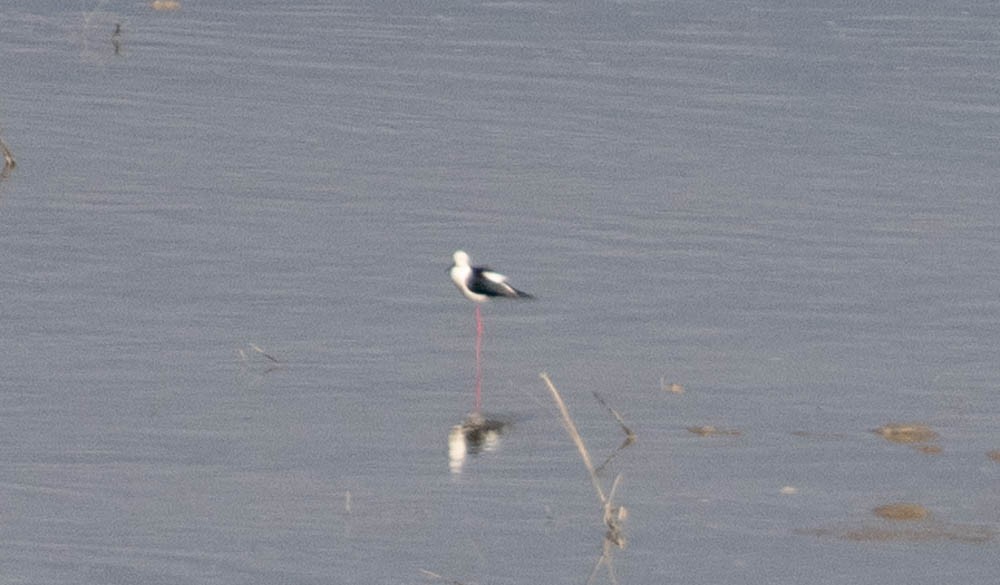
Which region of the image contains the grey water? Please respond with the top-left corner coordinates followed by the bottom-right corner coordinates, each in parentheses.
top-left (1, 1), bottom-right (998, 583)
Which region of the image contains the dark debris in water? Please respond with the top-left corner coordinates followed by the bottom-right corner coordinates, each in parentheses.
top-left (461, 412), bottom-right (507, 453)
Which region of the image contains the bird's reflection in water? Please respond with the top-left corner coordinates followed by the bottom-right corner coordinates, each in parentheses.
top-left (448, 412), bottom-right (508, 473)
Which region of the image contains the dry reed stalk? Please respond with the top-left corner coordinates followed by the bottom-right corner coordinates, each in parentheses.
top-left (0, 135), bottom-right (15, 171)
top-left (540, 373), bottom-right (629, 585)
top-left (586, 537), bottom-right (620, 585)
top-left (540, 372), bottom-right (605, 503)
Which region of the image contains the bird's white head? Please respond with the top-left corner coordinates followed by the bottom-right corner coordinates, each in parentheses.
top-left (452, 250), bottom-right (470, 267)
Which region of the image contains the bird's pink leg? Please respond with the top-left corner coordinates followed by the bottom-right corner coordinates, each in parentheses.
top-left (474, 304), bottom-right (483, 412)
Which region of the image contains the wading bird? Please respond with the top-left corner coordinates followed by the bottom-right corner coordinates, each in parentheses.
top-left (449, 250), bottom-right (533, 411)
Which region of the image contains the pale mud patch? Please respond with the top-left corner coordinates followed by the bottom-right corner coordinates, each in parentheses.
top-left (151, 0), bottom-right (181, 11)
top-left (873, 423), bottom-right (942, 454)
top-left (686, 425), bottom-right (741, 437)
top-left (873, 423), bottom-right (938, 444)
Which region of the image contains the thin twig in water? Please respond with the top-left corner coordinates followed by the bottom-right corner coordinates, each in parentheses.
top-left (593, 391), bottom-right (635, 442)
top-left (594, 447), bottom-right (623, 475)
top-left (592, 391), bottom-right (636, 474)
top-left (249, 343), bottom-right (281, 363)
top-left (237, 344), bottom-right (283, 375)
top-left (111, 23), bottom-right (122, 55)
top-left (418, 569), bottom-right (476, 585)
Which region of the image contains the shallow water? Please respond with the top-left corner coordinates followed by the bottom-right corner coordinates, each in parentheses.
top-left (1, 1), bottom-right (998, 583)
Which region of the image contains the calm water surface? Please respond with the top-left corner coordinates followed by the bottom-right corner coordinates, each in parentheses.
top-left (1, 1), bottom-right (998, 583)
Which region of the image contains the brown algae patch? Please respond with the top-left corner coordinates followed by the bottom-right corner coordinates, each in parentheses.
top-left (800, 502), bottom-right (993, 545)
top-left (873, 423), bottom-right (938, 444)
top-left (988, 450), bottom-right (1000, 462)
top-left (913, 444), bottom-right (942, 455)
top-left (873, 503), bottom-right (929, 521)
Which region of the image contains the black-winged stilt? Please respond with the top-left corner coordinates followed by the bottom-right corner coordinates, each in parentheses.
top-left (449, 250), bottom-right (532, 411)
